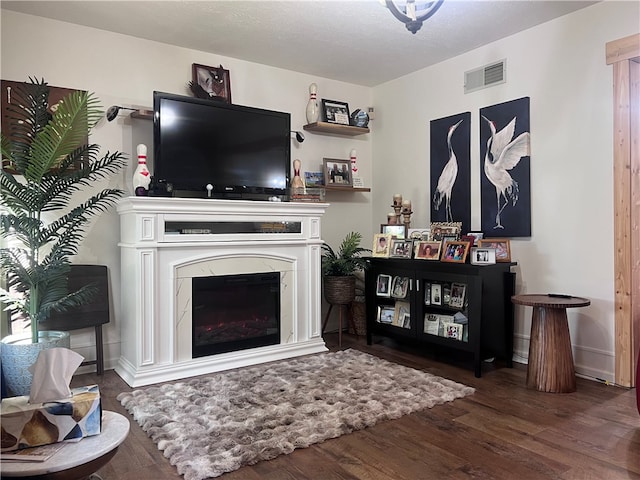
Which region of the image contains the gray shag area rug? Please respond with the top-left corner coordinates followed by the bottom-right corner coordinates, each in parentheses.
top-left (117, 349), bottom-right (474, 480)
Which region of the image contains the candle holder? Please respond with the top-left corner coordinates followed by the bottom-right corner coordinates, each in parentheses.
top-left (392, 205), bottom-right (402, 218)
top-left (402, 210), bottom-right (413, 234)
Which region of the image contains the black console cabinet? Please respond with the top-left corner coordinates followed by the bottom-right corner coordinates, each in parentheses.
top-left (365, 258), bottom-right (516, 377)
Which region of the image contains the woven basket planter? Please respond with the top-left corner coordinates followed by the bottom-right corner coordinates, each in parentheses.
top-left (323, 276), bottom-right (356, 305)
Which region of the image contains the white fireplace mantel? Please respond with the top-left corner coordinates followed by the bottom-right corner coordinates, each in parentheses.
top-left (115, 197), bottom-right (329, 387)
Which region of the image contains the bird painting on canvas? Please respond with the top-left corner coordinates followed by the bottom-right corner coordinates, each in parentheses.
top-left (482, 115), bottom-right (530, 230)
top-left (433, 119), bottom-right (464, 222)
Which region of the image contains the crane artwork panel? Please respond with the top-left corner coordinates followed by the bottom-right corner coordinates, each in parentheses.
top-left (430, 112), bottom-right (471, 234)
top-left (480, 97), bottom-right (531, 238)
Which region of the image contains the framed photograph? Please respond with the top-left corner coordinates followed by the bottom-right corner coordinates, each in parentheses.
top-left (377, 305), bottom-right (395, 324)
top-left (441, 241), bottom-right (470, 263)
top-left (376, 274), bottom-right (392, 297)
top-left (424, 282), bottom-right (431, 305)
top-left (381, 224), bottom-right (406, 239)
top-left (393, 301), bottom-right (411, 327)
top-left (414, 241), bottom-right (441, 260)
top-left (373, 234), bottom-right (392, 258)
top-left (443, 321), bottom-right (464, 341)
top-left (431, 283), bottom-right (442, 305)
top-left (390, 239), bottom-right (412, 258)
top-left (323, 158), bottom-right (352, 186)
top-left (449, 282), bottom-right (467, 309)
top-left (321, 99), bottom-right (350, 125)
top-left (304, 171), bottom-right (324, 187)
top-left (408, 229), bottom-right (430, 241)
top-left (466, 232), bottom-right (484, 246)
top-left (192, 63), bottom-right (232, 103)
top-left (478, 239), bottom-right (511, 262)
top-left (441, 234), bottom-right (459, 245)
top-left (424, 313), bottom-right (439, 335)
top-left (470, 247), bottom-right (497, 265)
top-left (430, 222), bottom-right (462, 241)
top-left (391, 276), bottom-right (409, 299)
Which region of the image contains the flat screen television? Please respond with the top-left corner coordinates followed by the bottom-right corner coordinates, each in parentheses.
top-left (152, 91), bottom-right (291, 201)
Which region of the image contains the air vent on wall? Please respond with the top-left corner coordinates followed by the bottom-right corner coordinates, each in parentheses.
top-left (464, 60), bottom-right (506, 94)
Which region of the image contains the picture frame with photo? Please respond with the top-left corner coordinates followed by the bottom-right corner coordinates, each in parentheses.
top-left (323, 158), bottom-right (352, 186)
top-left (448, 282), bottom-right (467, 309)
top-left (430, 222), bottom-right (462, 241)
top-left (424, 313), bottom-right (439, 335)
top-left (408, 229), bottom-right (430, 241)
top-left (441, 241), bottom-right (470, 263)
top-left (393, 301), bottom-right (411, 327)
top-left (391, 276), bottom-right (409, 298)
top-left (478, 239), bottom-right (511, 262)
top-left (390, 239), bottom-right (413, 258)
top-left (192, 63), bottom-right (232, 104)
top-left (304, 171), bottom-right (324, 187)
top-left (376, 274), bottom-right (392, 297)
top-left (443, 321), bottom-right (464, 341)
top-left (321, 99), bottom-right (350, 125)
top-left (372, 233), bottom-right (392, 258)
top-left (401, 312), bottom-right (411, 329)
top-left (381, 224), bottom-right (406, 239)
top-left (423, 282), bottom-right (431, 305)
top-left (414, 241), bottom-right (442, 260)
top-left (377, 305), bottom-right (395, 324)
top-left (470, 247), bottom-right (497, 265)
top-left (466, 232), bottom-right (484, 246)
top-left (431, 283), bottom-right (442, 305)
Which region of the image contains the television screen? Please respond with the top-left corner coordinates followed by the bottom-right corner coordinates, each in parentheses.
top-left (153, 92), bottom-right (290, 200)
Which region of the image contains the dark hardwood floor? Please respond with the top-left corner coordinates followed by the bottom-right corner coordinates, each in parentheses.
top-left (73, 333), bottom-right (640, 480)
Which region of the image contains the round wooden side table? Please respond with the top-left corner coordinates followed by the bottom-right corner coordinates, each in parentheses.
top-left (511, 294), bottom-right (590, 393)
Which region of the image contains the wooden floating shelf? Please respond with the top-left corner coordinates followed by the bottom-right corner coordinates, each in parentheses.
top-left (303, 122), bottom-right (370, 136)
top-left (324, 185), bottom-right (371, 192)
top-left (130, 109), bottom-right (153, 120)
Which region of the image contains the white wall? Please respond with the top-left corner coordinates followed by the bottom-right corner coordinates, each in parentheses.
top-left (1, 10), bottom-right (373, 367)
top-left (372, 1), bottom-right (639, 381)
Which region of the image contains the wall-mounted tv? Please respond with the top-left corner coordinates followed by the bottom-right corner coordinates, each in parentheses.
top-left (152, 91), bottom-right (291, 201)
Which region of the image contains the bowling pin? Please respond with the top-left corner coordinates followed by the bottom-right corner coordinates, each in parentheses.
top-left (133, 144), bottom-right (151, 196)
top-left (306, 83), bottom-right (319, 124)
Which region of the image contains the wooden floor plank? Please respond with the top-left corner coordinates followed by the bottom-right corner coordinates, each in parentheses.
top-left (68, 332), bottom-right (639, 480)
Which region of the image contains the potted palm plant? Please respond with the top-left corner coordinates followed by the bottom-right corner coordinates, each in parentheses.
top-left (321, 231), bottom-right (370, 306)
top-left (0, 78), bottom-right (126, 395)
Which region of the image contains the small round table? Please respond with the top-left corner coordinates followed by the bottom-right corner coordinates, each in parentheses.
top-left (1, 411), bottom-right (130, 480)
top-left (511, 294), bottom-right (590, 393)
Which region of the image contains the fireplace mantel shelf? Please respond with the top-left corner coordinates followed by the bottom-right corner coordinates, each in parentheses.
top-left (115, 197), bottom-right (329, 387)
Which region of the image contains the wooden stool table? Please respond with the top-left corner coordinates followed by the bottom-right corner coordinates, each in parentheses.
top-left (1, 411), bottom-right (129, 480)
top-left (511, 294), bottom-right (590, 393)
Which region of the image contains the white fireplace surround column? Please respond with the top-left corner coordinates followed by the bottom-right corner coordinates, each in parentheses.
top-left (115, 197), bottom-right (329, 387)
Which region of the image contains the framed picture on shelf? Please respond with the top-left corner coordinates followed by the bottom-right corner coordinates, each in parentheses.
top-left (443, 321), bottom-right (464, 341)
top-left (470, 247), bottom-right (497, 265)
top-left (414, 241), bottom-right (441, 260)
top-left (304, 171), bottom-right (324, 187)
top-left (448, 283), bottom-right (467, 309)
top-left (478, 239), bottom-right (511, 262)
top-left (441, 241), bottom-right (470, 263)
top-left (424, 282), bottom-right (431, 305)
top-left (391, 276), bottom-right (409, 298)
top-left (390, 239), bottom-right (412, 258)
top-left (192, 63), bottom-right (232, 103)
top-left (372, 234), bottom-right (392, 258)
top-left (376, 274), bottom-right (392, 297)
top-left (408, 229), bottom-right (430, 241)
top-left (431, 283), bottom-right (442, 305)
top-left (424, 313), bottom-right (439, 335)
top-left (323, 158), bottom-right (352, 186)
top-left (466, 232), bottom-right (484, 246)
top-left (321, 99), bottom-right (350, 125)
top-left (377, 305), bottom-right (395, 324)
top-left (430, 222), bottom-right (462, 241)
top-left (381, 224), bottom-right (406, 239)
top-left (393, 301), bottom-right (411, 327)
top-left (401, 312), bottom-right (411, 329)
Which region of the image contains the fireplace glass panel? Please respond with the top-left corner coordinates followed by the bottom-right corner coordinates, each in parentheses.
top-left (192, 272), bottom-right (280, 357)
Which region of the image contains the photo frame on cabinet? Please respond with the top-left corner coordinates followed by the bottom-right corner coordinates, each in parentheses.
top-left (424, 313), bottom-right (439, 335)
top-left (381, 224), bottom-right (406, 239)
top-left (441, 241), bottom-right (470, 263)
top-left (478, 239), bottom-right (511, 262)
top-left (377, 305), bottom-right (395, 324)
top-left (431, 283), bottom-right (442, 305)
top-left (470, 247), bottom-right (497, 265)
top-left (376, 274), bottom-right (392, 297)
top-left (401, 312), bottom-right (411, 329)
top-left (390, 239), bottom-right (412, 258)
top-left (321, 99), bottom-right (350, 125)
top-left (430, 222), bottom-right (462, 241)
top-left (466, 232), bottom-right (484, 246)
top-left (414, 241), bottom-right (441, 260)
top-left (192, 63), bottom-right (232, 104)
top-left (323, 158), bottom-right (352, 186)
top-left (443, 321), bottom-right (464, 341)
top-left (393, 301), bottom-right (411, 327)
top-left (373, 234), bottom-right (392, 258)
top-left (424, 282), bottom-right (432, 305)
top-left (391, 276), bottom-right (409, 299)
top-left (448, 283), bottom-right (467, 309)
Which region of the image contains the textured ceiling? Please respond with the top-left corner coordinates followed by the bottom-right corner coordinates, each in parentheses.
top-left (2, 0), bottom-right (599, 86)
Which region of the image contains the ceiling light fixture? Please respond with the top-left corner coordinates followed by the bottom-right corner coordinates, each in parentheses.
top-left (385, 0), bottom-right (444, 34)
